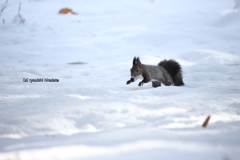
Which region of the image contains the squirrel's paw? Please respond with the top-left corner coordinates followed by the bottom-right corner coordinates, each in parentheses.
top-left (126, 80), bottom-right (131, 85)
top-left (166, 80), bottom-right (174, 86)
top-left (138, 81), bottom-right (144, 86)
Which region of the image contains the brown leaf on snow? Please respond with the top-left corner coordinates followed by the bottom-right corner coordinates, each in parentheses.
top-left (202, 115), bottom-right (210, 128)
top-left (59, 8), bottom-right (78, 15)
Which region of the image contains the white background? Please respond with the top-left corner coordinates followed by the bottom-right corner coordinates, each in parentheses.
top-left (0, 0), bottom-right (240, 159)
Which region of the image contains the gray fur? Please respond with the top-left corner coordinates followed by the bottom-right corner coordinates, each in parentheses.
top-left (140, 64), bottom-right (174, 86)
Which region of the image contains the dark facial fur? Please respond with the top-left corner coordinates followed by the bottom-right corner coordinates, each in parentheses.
top-left (130, 57), bottom-right (143, 78)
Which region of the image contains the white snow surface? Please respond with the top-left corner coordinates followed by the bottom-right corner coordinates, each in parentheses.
top-left (1, 0), bottom-right (240, 159)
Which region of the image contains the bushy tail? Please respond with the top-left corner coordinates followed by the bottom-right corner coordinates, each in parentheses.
top-left (158, 59), bottom-right (184, 86)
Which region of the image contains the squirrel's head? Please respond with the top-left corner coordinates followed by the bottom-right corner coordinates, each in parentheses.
top-left (130, 57), bottom-right (143, 78)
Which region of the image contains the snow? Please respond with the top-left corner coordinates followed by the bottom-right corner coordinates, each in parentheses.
top-left (0, 0), bottom-right (240, 159)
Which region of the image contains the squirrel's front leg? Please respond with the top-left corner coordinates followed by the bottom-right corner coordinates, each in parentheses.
top-left (126, 78), bottom-right (135, 85)
top-left (138, 78), bottom-right (151, 86)
top-left (138, 81), bottom-right (144, 86)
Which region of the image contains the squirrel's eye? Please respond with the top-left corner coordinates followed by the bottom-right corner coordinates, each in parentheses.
top-left (136, 69), bottom-right (138, 72)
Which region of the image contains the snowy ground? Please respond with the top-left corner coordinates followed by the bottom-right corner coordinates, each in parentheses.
top-left (0, 0), bottom-right (240, 160)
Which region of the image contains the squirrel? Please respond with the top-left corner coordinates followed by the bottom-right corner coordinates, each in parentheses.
top-left (126, 57), bottom-right (184, 87)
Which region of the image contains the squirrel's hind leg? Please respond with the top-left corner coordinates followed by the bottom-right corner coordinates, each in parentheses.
top-left (152, 81), bottom-right (161, 88)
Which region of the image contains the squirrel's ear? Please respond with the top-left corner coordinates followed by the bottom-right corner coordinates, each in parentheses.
top-left (137, 57), bottom-right (142, 68)
top-left (137, 57), bottom-right (141, 64)
top-left (133, 57), bottom-right (137, 65)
